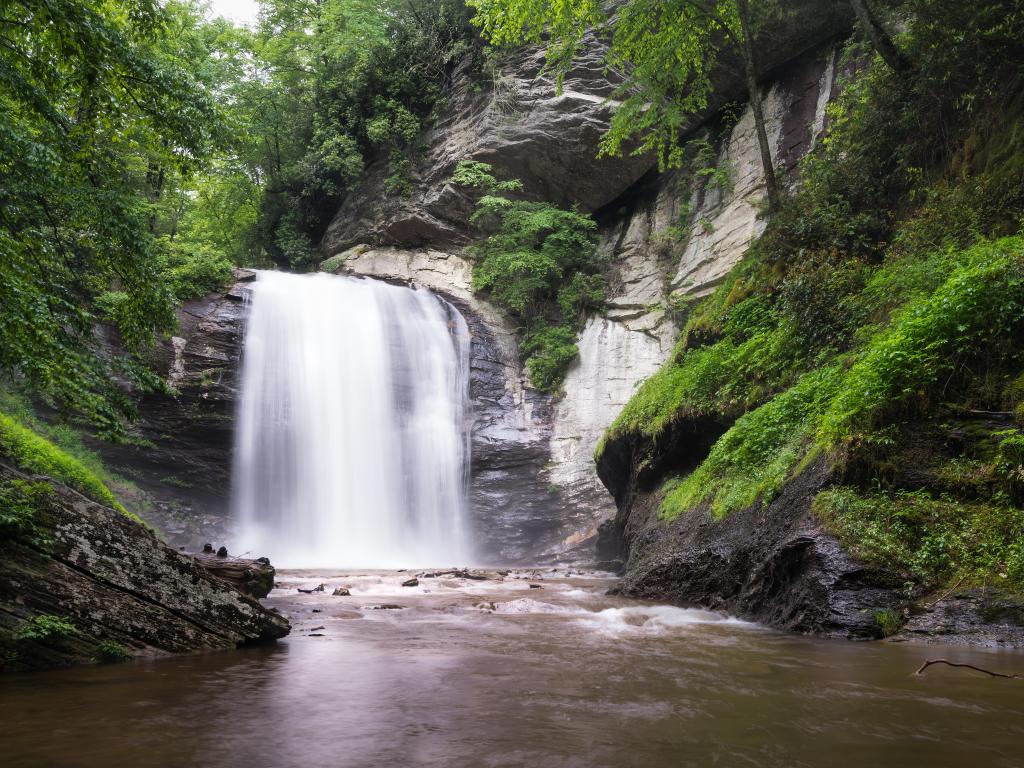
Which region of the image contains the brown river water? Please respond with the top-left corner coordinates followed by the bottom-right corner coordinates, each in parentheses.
top-left (3, 569), bottom-right (1023, 768)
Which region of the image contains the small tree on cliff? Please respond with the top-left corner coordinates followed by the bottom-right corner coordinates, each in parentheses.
top-left (468, 0), bottom-right (783, 212)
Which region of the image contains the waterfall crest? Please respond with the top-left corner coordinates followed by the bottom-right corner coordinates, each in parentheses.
top-left (232, 271), bottom-right (472, 567)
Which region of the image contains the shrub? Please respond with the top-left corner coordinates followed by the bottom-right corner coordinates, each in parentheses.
top-left (14, 614), bottom-right (76, 643)
top-left (94, 640), bottom-right (132, 663)
top-left (454, 160), bottom-right (603, 390)
top-left (522, 325), bottom-right (579, 393)
top-left (0, 479), bottom-right (52, 546)
top-left (161, 241), bottom-right (235, 301)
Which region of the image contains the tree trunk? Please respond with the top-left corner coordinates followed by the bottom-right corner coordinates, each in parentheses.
top-left (849, 0), bottom-right (910, 73)
top-left (735, 0), bottom-right (780, 214)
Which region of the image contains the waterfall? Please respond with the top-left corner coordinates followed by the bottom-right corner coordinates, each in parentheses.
top-left (231, 271), bottom-right (472, 568)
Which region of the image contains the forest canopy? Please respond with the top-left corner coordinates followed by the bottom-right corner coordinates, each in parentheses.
top-left (0, 0), bottom-right (474, 434)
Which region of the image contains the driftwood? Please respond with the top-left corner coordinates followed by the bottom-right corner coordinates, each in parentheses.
top-left (915, 659), bottom-right (1022, 679)
top-left (297, 583), bottom-right (325, 594)
top-left (193, 551), bottom-right (276, 599)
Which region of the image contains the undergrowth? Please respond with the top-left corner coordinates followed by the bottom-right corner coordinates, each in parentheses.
top-left (0, 408), bottom-right (141, 524)
top-left (601, 3), bottom-right (1024, 593)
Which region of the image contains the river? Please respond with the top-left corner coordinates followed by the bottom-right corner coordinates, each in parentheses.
top-left (3, 569), bottom-right (1022, 767)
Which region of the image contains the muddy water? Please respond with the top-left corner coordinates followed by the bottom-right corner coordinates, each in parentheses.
top-left (3, 570), bottom-right (1023, 768)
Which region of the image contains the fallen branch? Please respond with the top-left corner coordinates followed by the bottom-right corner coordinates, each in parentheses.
top-left (915, 659), bottom-right (1022, 679)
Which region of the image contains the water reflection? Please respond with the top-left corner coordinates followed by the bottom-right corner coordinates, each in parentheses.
top-left (3, 570), bottom-right (1023, 767)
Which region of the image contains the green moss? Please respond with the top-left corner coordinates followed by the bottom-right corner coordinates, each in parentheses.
top-left (0, 412), bottom-right (142, 524)
top-left (644, 236), bottom-right (1024, 520)
top-left (662, 366), bottom-right (841, 518)
top-left (319, 253), bottom-right (347, 273)
top-left (818, 238), bottom-right (1024, 444)
top-left (814, 486), bottom-right (1024, 591)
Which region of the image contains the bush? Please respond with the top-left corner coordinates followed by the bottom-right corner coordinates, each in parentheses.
top-left (161, 241), bottom-right (235, 301)
top-left (522, 325), bottom-right (579, 393)
top-left (0, 479), bottom-right (52, 546)
top-left (14, 614), bottom-right (76, 643)
top-left (454, 160), bottom-right (604, 390)
top-left (94, 640), bottom-right (132, 663)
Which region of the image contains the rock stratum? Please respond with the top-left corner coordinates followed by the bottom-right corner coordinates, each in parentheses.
top-left (0, 461), bottom-right (289, 672)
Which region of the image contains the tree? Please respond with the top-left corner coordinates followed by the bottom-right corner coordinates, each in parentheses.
top-left (0, 0), bottom-right (226, 434)
top-left (849, 0), bottom-right (911, 73)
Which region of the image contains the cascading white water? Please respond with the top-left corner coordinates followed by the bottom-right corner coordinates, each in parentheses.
top-left (231, 271), bottom-right (472, 568)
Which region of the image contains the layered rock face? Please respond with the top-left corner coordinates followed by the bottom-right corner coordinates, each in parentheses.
top-left (0, 462), bottom-right (288, 671)
top-left (91, 271), bottom-right (253, 548)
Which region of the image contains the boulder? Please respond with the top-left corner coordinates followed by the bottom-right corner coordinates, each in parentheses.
top-left (0, 462), bottom-right (289, 672)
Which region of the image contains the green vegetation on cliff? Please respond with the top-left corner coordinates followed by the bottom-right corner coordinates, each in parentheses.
top-left (598, 0), bottom-right (1024, 591)
top-left (454, 161), bottom-right (604, 391)
top-left (0, 412), bottom-right (141, 524)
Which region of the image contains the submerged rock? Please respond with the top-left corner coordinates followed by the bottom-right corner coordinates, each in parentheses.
top-left (401, 578), bottom-right (419, 588)
top-left (0, 462), bottom-right (289, 672)
top-left (332, 587), bottom-right (351, 597)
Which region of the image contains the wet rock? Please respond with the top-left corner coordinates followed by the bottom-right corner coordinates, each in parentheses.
top-left (297, 584), bottom-right (325, 594)
top-left (0, 462), bottom-right (289, 672)
top-left (529, 584), bottom-right (543, 590)
top-left (401, 578), bottom-right (419, 587)
top-left (605, 458), bottom-right (905, 639)
top-left (193, 550), bottom-right (276, 599)
top-left (898, 591), bottom-right (1024, 647)
top-left (332, 588), bottom-right (351, 597)
top-left (366, 604), bottom-right (404, 610)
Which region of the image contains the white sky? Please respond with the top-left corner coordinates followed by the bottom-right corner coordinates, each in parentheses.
top-left (206, 0), bottom-right (261, 27)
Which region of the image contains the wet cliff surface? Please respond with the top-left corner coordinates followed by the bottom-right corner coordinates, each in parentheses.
top-left (0, 461), bottom-right (289, 672)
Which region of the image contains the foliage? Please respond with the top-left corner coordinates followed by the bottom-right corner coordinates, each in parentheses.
top-left (14, 615), bottom-right (77, 643)
top-left (661, 366), bottom-right (841, 518)
top-left (0, 479), bottom-right (53, 547)
top-left (94, 640), bottom-right (132, 663)
top-left (818, 241), bottom-right (1024, 443)
top-left (0, 0), bottom-right (230, 435)
top-left (522, 325), bottom-right (580, 392)
top-left (872, 608), bottom-right (904, 638)
top-left (814, 487), bottom-right (1024, 590)
top-left (159, 241), bottom-right (235, 301)
top-left (454, 161), bottom-right (602, 391)
top-left (0, 412), bottom-right (141, 523)
top-left (656, 236), bottom-right (1024, 519)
